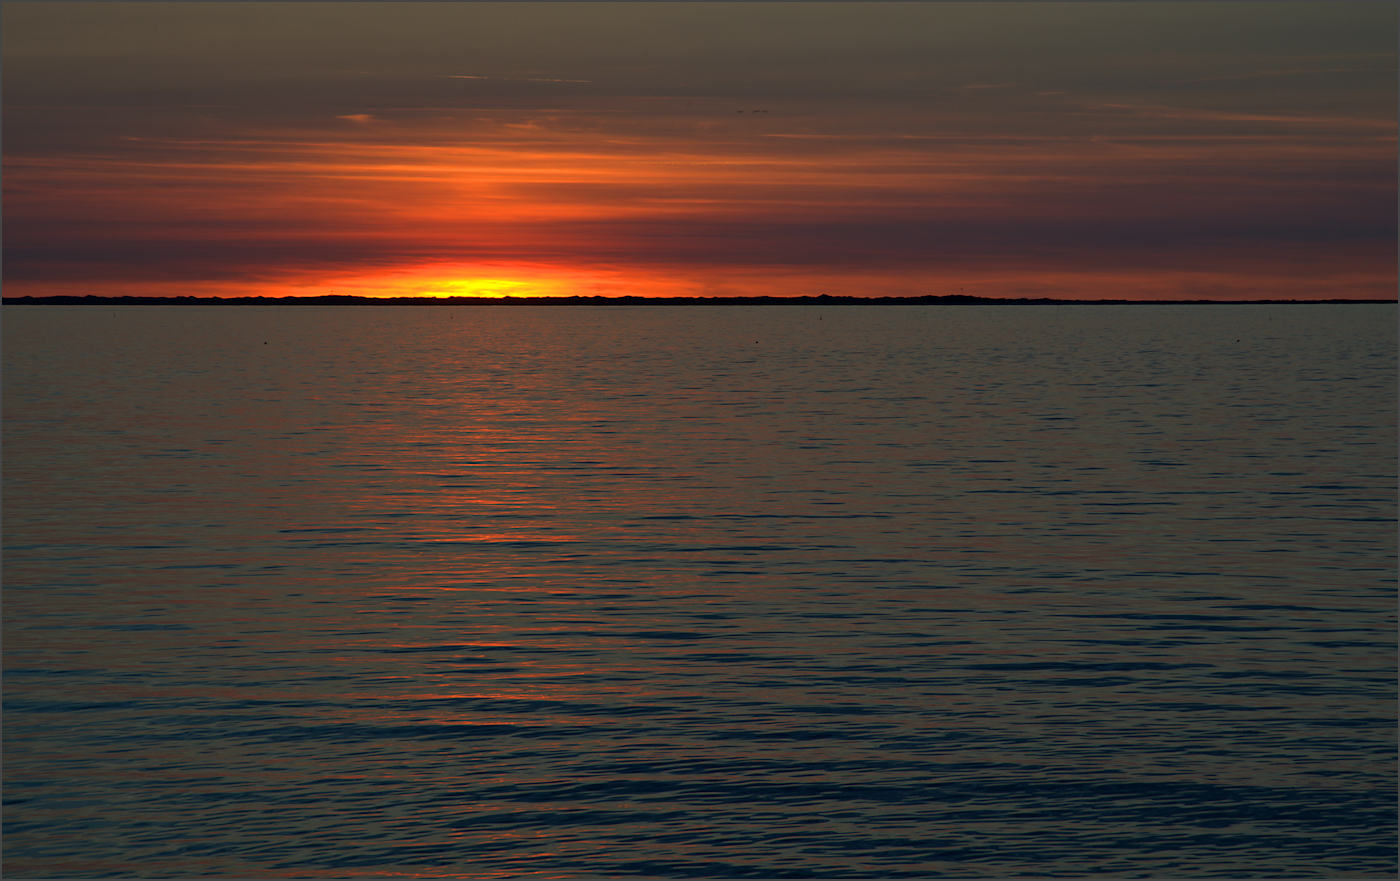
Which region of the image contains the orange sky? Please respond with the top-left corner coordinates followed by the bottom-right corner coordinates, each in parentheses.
top-left (4, 2), bottom-right (1396, 300)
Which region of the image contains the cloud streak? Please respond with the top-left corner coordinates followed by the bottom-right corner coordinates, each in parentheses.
top-left (440, 76), bottom-right (592, 83)
top-left (4, 2), bottom-right (1394, 300)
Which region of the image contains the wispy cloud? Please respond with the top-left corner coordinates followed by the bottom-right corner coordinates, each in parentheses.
top-left (5, 2), bottom-right (1393, 300)
top-left (1087, 102), bottom-right (1396, 130)
top-left (439, 76), bottom-right (592, 83)
top-left (1170, 67), bottom-right (1394, 84)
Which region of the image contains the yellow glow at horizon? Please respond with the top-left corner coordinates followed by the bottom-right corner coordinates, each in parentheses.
top-left (297, 262), bottom-right (711, 300)
top-left (399, 277), bottom-right (571, 299)
top-left (321, 267), bottom-right (583, 299)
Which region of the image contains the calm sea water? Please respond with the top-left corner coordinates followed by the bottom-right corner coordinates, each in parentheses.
top-left (4, 304), bottom-right (1395, 880)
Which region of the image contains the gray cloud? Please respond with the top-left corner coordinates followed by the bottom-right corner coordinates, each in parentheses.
top-left (4, 2), bottom-right (1394, 299)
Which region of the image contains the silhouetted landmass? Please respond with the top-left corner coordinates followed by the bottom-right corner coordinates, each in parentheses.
top-left (3, 294), bottom-right (1394, 306)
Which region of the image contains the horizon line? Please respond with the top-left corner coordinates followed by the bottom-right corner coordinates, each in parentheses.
top-left (4, 294), bottom-right (1396, 306)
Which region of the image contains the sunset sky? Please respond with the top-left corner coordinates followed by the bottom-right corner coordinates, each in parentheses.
top-left (4, 2), bottom-right (1395, 300)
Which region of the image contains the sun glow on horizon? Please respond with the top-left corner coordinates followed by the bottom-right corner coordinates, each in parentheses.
top-left (280, 265), bottom-right (591, 300)
top-left (361, 275), bottom-right (572, 299)
top-left (277, 262), bottom-right (730, 301)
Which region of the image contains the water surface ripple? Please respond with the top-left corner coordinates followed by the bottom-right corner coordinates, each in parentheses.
top-left (4, 305), bottom-right (1395, 879)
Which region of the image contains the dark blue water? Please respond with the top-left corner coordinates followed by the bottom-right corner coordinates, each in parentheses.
top-left (4, 304), bottom-right (1395, 879)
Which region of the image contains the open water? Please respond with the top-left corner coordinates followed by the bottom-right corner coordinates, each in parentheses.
top-left (3, 304), bottom-right (1395, 879)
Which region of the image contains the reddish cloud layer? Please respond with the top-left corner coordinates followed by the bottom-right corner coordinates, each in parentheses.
top-left (4, 3), bottom-right (1395, 300)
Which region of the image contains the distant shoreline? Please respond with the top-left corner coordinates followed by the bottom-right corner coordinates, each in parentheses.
top-left (4, 295), bottom-right (1395, 306)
